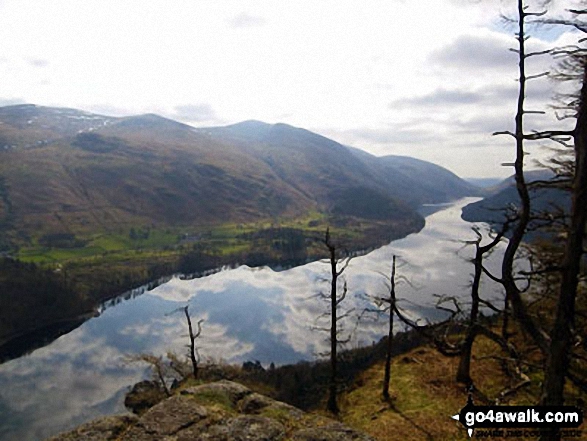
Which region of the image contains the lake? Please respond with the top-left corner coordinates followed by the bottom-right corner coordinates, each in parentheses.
top-left (0, 198), bottom-right (506, 441)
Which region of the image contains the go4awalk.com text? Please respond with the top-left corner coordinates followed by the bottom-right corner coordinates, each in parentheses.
top-left (451, 396), bottom-right (583, 438)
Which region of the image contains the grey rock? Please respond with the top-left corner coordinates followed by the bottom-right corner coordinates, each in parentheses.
top-left (187, 415), bottom-right (286, 441)
top-left (238, 392), bottom-right (277, 413)
top-left (292, 422), bottom-right (375, 441)
top-left (181, 379), bottom-right (252, 407)
top-left (121, 395), bottom-right (208, 440)
top-left (46, 414), bottom-right (138, 441)
top-left (48, 381), bottom-right (374, 441)
top-left (239, 392), bottom-right (304, 419)
top-left (124, 380), bottom-right (167, 414)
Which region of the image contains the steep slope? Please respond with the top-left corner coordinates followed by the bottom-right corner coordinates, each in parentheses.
top-left (346, 146), bottom-right (480, 206)
top-left (0, 105), bottom-right (476, 251)
top-left (461, 169), bottom-right (570, 226)
top-left (0, 108), bottom-right (314, 241)
top-left (200, 121), bottom-right (386, 208)
top-left (202, 121), bottom-right (477, 214)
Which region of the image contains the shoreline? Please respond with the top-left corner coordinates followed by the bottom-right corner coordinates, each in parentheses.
top-left (0, 216), bottom-right (426, 364)
top-left (0, 311), bottom-right (98, 363)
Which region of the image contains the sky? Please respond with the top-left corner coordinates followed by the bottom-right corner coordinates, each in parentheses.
top-left (0, 0), bottom-right (583, 178)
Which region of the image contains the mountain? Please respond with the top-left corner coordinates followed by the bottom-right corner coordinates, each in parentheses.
top-left (0, 105), bottom-right (477, 251)
top-left (0, 108), bottom-right (310, 241)
top-left (464, 177), bottom-right (503, 189)
top-left (345, 146), bottom-right (480, 207)
top-left (200, 121), bottom-right (479, 210)
top-left (461, 169), bottom-right (571, 230)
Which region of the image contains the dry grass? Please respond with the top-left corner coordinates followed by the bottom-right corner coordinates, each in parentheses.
top-left (337, 332), bottom-right (586, 441)
top-left (340, 346), bottom-right (469, 440)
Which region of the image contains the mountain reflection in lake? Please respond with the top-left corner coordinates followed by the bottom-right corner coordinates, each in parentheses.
top-left (0, 198), bottom-right (505, 441)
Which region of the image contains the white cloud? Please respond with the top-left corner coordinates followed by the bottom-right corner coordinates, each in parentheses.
top-left (0, 97), bottom-right (26, 107)
top-left (26, 58), bottom-right (49, 68)
top-left (228, 12), bottom-right (267, 28)
top-left (169, 103), bottom-right (218, 124)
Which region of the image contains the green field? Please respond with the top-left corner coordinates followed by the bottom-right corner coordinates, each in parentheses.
top-left (7, 211), bottom-right (422, 324)
top-left (15, 211), bottom-right (331, 265)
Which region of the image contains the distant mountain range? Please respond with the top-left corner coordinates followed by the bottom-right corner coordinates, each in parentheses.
top-left (464, 177), bottom-right (503, 189)
top-left (0, 104), bottom-right (479, 249)
top-left (461, 169), bottom-right (571, 235)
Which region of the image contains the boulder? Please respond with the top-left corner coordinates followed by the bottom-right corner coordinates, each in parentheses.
top-left (124, 380), bottom-right (167, 414)
top-left (45, 415), bottom-right (138, 441)
top-left (48, 381), bottom-right (374, 441)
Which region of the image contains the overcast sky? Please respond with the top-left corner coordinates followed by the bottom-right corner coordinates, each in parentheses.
top-left (0, 0), bottom-right (583, 178)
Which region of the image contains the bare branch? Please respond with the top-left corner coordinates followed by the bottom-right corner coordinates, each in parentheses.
top-left (524, 130), bottom-right (574, 140)
top-left (479, 298), bottom-right (503, 313)
top-left (526, 71), bottom-right (550, 80)
top-left (522, 10), bottom-right (547, 18)
top-left (525, 49), bottom-right (552, 58)
top-left (481, 264), bottom-right (503, 284)
top-left (336, 257), bottom-right (352, 277)
top-left (493, 130), bottom-right (517, 138)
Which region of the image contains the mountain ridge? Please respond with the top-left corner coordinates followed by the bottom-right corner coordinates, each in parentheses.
top-left (461, 169), bottom-right (571, 236)
top-left (0, 104), bottom-right (478, 252)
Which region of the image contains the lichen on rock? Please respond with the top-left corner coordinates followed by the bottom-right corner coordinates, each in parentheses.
top-left (47, 380), bottom-right (374, 441)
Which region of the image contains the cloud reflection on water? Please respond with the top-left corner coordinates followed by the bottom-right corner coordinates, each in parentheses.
top-left (0, 197), bottom-right (507, 441)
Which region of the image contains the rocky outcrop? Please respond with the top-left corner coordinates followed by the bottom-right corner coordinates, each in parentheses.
top-left (124, 380), bottom-right (168, 415)
top-left (47, 380), bottom-right (374, 441)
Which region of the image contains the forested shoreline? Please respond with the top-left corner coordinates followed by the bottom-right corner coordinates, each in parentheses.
top-left (0, 217), bottom-right (422, 362)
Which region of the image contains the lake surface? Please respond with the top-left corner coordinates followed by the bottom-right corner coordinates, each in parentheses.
top-left (0, 198), bottom-right (506, 441)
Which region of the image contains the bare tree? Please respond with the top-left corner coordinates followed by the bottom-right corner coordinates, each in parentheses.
top-left (533, 1), bottom-right (587, 410)
top-left (494, 5), bottom-right (587, 439)
top-left (364, 255), bottom-right (415, 401)
top-left (500, 0), bottom-right (587, 410)
top-left (539, 65), bottom-right (586, 441)
top-left (183, 305), bottom-right (204, 380)
top-left (381, 255), bottom-right (397, 401)
top-left (363, 255), bottom-right (400, 401)
top-left (493, 0), bottom-right (554, 352)
top-left (456, 226), bottom-right (508, 387)
top-left (378, 225), bottom-right (529, 397)
top-left (125, 353), bottom-right (174, 397)
top-left (318, 227), bottom-right (352, 414)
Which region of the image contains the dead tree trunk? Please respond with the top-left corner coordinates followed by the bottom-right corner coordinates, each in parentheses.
top-left (183, 305), bottom-right (203, 380)
top-left (382, 255), bottom-right (396, 401)
top-left (541, 59), bottom-right (587, 408)
top-left (457, 228), bottom-right (505, 386)
top-left (328, 236), bottom-right (339, 415)
top-left (495, 0), bottom-right (550, 352)
top-left (321, 228), bottom-right (351, 415)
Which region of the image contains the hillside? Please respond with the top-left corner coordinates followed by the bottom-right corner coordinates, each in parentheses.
top-left (0, 104), bottom-right (479, 349)
top-left (0, 105), bottom-right (477, 254)
top-left (461, 169), bottom-right (571, 232)
top-left (0, 108), bottom-right (312, 242)
top-left (46, 325), bottom-right (587, 441)
top-left (201, 122), bottom-right (479, 210)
